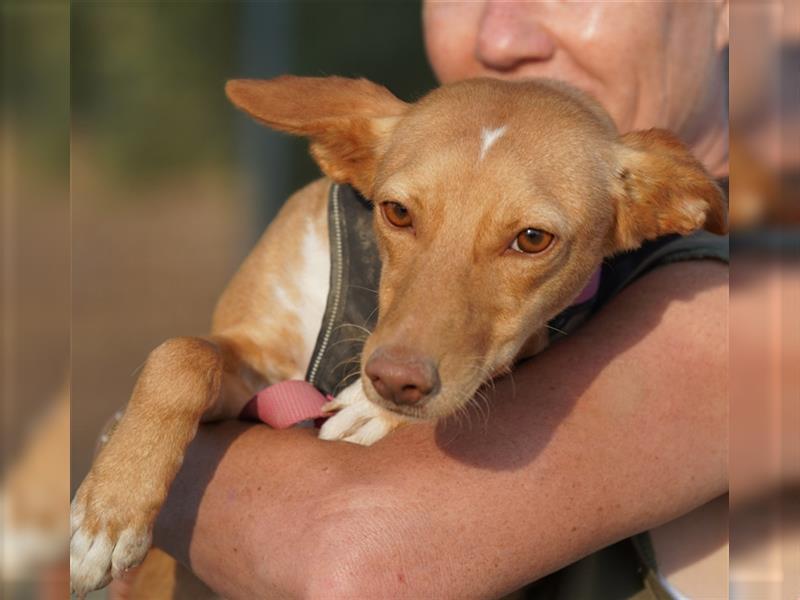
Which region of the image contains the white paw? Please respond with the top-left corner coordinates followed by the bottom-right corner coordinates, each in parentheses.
top-left (69, 496), bottom-right (151, 598)
top-left (319, 380), bottom-right (405, 446)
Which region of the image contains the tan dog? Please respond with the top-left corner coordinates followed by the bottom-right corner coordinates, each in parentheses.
top-left (70, 76), bottom-right (726, 596)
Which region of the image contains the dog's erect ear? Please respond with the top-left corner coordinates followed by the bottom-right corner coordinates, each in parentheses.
top-left (609, 129), bottom-right (728, 253)
top-left (225, 76), bottom-right (408, 195)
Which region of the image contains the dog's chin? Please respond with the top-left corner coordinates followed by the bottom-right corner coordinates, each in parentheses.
top-left (366, 394), bottom-right (432, 421)
top-left (359, 383), bottom-right (435, 421)
top-left (361, 383), bottom-right (471, 422)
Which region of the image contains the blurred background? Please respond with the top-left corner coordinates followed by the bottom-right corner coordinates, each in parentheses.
top-left (1, 1), bottom-right (798, 599)
top-left (68, 0), bottom-right (434, 504)
top-left (2, 1), bottom-right (69, 598)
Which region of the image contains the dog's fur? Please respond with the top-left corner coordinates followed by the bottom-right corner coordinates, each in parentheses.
top-left (70, 76), bottom-right (726, 597)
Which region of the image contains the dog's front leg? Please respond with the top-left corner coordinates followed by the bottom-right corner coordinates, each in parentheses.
top-left (69, 335), bottom-right (255, 597)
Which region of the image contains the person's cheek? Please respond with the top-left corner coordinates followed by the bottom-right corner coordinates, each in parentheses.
top-left (553, 4), bottom-right (669, 133)
top-left (423, 1), bottom-right (483, 83)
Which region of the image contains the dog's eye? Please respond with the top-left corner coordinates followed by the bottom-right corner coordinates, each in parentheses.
top-left (381, 202), bottom-right (413, 228)
top-left (511, 228), bottom-right (554, 254)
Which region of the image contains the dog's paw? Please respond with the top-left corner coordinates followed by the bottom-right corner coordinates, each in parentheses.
top-left (69, 479), bottom-right (152, 598)
top-left (319, 380), bottom-right (406, 446)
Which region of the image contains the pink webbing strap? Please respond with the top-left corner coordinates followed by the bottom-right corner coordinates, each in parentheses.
top-left (571, 267), bottom-right (602, 305)
top-left (244, 268), bottom-right (602, 430)
top-left (240, 380), bottom-right (330, 429)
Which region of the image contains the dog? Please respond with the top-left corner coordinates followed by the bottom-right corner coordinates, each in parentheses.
top-left (69, 75), bottom-right (726, 597)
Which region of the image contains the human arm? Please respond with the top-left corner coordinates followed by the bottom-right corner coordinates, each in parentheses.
top-left (154, 260), bottom-right (728, 599)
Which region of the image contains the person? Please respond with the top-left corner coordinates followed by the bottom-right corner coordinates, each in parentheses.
top-left (120, 2), bottom-right (729, 598)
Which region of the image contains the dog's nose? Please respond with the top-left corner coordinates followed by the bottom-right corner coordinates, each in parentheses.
top-left (365, 346), bottom-right (440, 406)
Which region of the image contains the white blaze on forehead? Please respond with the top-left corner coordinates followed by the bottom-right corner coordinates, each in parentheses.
top-left (479, 125), bottom-right (507, 161)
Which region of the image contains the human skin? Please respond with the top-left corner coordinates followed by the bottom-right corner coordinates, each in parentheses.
top-left (118, 2), bottom-right (730, 598)
top-left (423, 1), bottom-right (729, 177)
top-left (152, 261), bottom-right (727, 599)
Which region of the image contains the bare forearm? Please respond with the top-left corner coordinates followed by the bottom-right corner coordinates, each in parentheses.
top-left (153, 423), bottom-right (368, 599)
top-left (156, 261), bottom-right (727, 599)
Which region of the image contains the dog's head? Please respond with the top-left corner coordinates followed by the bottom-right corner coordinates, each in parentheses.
top-left (227, 76), bottom-right (726, 420)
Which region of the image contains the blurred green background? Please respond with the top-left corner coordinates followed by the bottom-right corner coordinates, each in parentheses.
top-left (70, 1), bottom-right (436, 223)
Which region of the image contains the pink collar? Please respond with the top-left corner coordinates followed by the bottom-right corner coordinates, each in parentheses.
top-left (571, 267), bottom-right (602, 306)
top-left (239, 380), bottom-right (331, 429)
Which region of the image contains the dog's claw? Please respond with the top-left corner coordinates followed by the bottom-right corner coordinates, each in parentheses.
top-left (319, 380), bottom-right (406, 446)
top-left (320, 400), bottom-right (340, 414)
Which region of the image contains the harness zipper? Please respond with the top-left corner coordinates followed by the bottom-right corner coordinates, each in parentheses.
top-left (307, 183), bottom-right (344, 385)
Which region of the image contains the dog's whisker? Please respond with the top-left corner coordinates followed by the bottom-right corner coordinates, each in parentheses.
top-left (460, 386), bottom-right (485, 432)
top-left (467, 397), bottom-right (483, 433)
top-left (327, 337), bottom-right (368, 350)
top-left (332, 354), bottom-right (363, 374)
top-left (454, 402), bottom-right (470, 434)
top-left (508, 370), bottom-right (517, 401)
top-left (130, 359), bottom-right (147, 378)
top-left (329, 326), bottom-right (369, 337)
top-left (336, 368), bottom-right (363, 387)
top-left (546, 324), bottom-right (569, 337)
top-left (328, 332), bottom-right (366, 343)
top-left (365, 305), bottom-right (379, 322)
top-left (346, 284), bottom-right (378, 295)
top-left (455, 398), bottom-right (471, 432)
top-left (337, 322), bottom-right (373, 337)
top-left (463, 396), bottom-right (478, 429)
top-left (331, 357), bottom-right (363, 374)
top-left (477, 390), bottom-right (492, 431)
top-left (470, 389), bottom-right (490, 432)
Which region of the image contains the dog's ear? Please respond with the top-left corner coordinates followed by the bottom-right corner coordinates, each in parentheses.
top-left (608, 129), bottom-right (728, 253)
top-left (225, 76), bottom-right (408, 196)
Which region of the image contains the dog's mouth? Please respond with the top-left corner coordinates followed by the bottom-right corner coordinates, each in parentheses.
top-left (362, 382), bottom-right (434, 420)
top-left (361, 374), bottom-right (488, 422)
top-left (384, 405), bottom-right (431, 421)
top-left (357, 340), bottom-right (516, 421)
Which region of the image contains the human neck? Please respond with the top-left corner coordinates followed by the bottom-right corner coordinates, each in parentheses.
top-left (683, 75), bottom-right (730, 178)
top-left (691, 109), bottom-right (729, 179)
